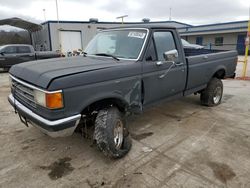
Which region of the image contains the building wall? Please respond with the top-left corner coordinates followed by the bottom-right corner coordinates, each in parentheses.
top-left (48, 22), bottom-right (126, 51)
top-left (31, 24), bottom-right (50, 51)
top-left (33, 20), bottom-right (248, 54)
top-left (185, 32), bottom-right (247, 51)
top-left (41, 21), bottom-right (190, 52)
top-left (178, 21), bottom-right (247, 33)
top-left (186, 33), bottom-right (236, 50)
top-left (179, 21), bottom-right (248, 53)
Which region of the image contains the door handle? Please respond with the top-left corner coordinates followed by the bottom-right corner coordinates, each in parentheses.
top-left (156, 61), bottom-right (175, 66)
top-left (175, 62), bottom-right (184, 66)
top-left (203, 55), bottom-right (208, 59)
top-left (156, 61), bottom-right (163, 66)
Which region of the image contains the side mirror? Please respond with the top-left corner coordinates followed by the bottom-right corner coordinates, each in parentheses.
top-left (163, 49), bottom-right (178, 62)
top-left (0, 52), bottom-right (5, 56)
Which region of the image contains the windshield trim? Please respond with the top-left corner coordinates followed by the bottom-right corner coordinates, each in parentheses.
top-left (86, 28), bottom-right (150, 61)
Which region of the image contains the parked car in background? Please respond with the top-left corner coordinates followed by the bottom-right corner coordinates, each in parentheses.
top-left (181, 39), bottom-right (204, 49)
top-left (0, 44), bottom-right (61, 71)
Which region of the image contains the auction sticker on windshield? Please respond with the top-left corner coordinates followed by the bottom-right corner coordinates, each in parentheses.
top-left (128, 32), bottom-right (146, 39)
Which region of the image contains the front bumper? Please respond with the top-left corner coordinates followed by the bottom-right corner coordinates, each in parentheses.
top-left (8, 94), bottom-right (81, 138)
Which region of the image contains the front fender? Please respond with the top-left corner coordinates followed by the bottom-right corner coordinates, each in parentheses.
top-left (63, 76), bottom-right (142, 116)
top-left (80, 91), bottom-right (130, 111)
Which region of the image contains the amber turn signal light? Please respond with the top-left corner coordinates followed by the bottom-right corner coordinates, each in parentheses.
top-left (45, 92), bottom-right (64, 109)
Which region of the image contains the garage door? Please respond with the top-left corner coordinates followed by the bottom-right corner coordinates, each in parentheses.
top-left (60, 31), bottom-right (82, 53)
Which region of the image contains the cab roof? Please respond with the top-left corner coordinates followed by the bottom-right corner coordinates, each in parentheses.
top-left (104, 25), bottom-right (177, 30)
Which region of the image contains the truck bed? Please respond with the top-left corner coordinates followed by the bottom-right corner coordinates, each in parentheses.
top-left (184, 50), bottom-right (238, 94)
top-left (184, 48), bottom-right (225, 56)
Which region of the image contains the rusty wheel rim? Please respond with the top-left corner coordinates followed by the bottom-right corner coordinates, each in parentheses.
top-left (213, 86), bottom-right (222, 104)
top-left (113, 119), bottom-right (124, 149)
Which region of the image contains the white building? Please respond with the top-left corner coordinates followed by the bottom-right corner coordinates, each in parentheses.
top-left (31, 20), bottom-right (190, 53)
top-left (179, 20), bottom-right (249, 54)
top-left (31, 19), bottom-right (249, 55)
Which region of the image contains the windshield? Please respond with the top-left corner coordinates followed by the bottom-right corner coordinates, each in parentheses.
top-left (181, 39), bottom-right (190, 46)
top-left (85, 29), bottom-right (147, 60)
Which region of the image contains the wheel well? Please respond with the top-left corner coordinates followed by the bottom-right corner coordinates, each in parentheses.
top-left (81, 98), bottom-right (127, 115)
top-left (213, 69), bottom-right (225, 79)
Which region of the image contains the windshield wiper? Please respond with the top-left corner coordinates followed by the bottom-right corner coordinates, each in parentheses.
top-left (82, 51), bottom-right (87, 57)
top-left (94, 53), bottom-right (120, 61)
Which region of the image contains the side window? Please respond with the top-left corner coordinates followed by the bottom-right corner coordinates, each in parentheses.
top-left (145, 39), bottom-right (157, 61)
top-left (196, 36), bottom-right (203, 45)
top-left (153, 31), bottom-right (176, 61)
top-left (18, 46), bottom-right (31, 53)
top-left (4, 46), bottom-right (17, 54)
top-left (215, 37), bottom-right (223, 46)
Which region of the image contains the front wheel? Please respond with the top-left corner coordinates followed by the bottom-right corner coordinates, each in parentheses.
top-left (200, 78), bottom-right (223, 107)
top-left (94, 107), bottom-right (131, 158)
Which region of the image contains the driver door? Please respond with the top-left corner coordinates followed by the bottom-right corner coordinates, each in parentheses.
top-left (142, 30), bottom-right (187, 106)
top-left (0, 46), bottom-right (18, 68)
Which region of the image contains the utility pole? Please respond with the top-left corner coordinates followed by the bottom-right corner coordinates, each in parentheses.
top-left (169, 8), bottom-right (172, 21)
top-left (55, 0), bottom-right (59, 25)
top-left (242, 6), bottom-right (250, 78)
top-left (116, 15), bottom-right (128, 24)
top-left (55, 0), bottom-right (61, 52)
top-left (43, 9), bottom-right (46, 22)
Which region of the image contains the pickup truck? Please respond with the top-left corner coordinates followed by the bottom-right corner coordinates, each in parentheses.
top-left (0, 44), bottom-right (61, 71)
top-left (8, 25), bottom-right (237, 158)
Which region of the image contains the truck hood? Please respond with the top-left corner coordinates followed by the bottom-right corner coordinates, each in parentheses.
top-left (10, 56), bottom-right (130, 89)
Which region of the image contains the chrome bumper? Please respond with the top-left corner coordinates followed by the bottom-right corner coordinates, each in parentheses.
top-left (8, 94), bottom-right (81, 137)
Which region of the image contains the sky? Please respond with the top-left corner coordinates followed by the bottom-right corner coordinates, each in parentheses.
top-left (0, 0), bottom-right (249, 30)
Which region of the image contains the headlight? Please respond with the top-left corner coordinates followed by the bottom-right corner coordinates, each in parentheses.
top-left (34, 90), bottom-right (64, 109)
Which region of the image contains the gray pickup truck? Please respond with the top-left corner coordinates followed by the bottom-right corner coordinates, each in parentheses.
top-left (8, 25), bottom-right (237, 158)
top-left (0, 44), bottom-right (61, 71)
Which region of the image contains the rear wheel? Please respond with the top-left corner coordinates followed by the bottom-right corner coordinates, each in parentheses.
top-left (200, 78), bottom-right (223, 107)
top-left (94, 107), bottom-right (131, 158)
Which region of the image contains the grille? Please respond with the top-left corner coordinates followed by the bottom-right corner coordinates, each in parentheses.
top-left (11, 78), bottom-right (36, 108)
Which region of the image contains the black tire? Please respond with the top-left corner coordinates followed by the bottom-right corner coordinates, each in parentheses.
top-left (200, 78), bottom-right (223, 107)
top-left (94, 107), bottom-right (132, 158)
